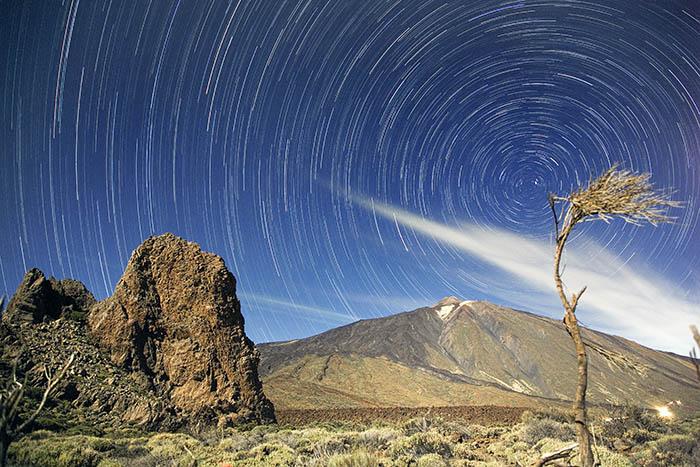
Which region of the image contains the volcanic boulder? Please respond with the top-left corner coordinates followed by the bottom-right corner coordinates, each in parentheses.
top-left (3, 268), bottom-right (95, 324)
top-left (89, 233), bottom-right (275, 426)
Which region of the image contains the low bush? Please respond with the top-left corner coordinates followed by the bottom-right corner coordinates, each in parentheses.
top-left (327, 450), bottom-right (379, 467)
top-left (594, 447), bottom-right (634, 467)
top-left (9, 435), bottom-right (104, 467)
top-left (633, 434), bottom-right (700, 467)
top-left (417, 453), bottom-right (448, 466)
top-left (388, 430), bottom-right (452, 459)
top-left (356, 427), bottom-right (399, 449)
top-left (518, 416), bottom-right (575, 445)
top-left (400, 417), bottom-right (437, 435)
top-left (8, 413), bottom-right (699, 466)
top-left (600, 404), bottom-right (667, 443)
top-left (235, 442), bottom-right (296, 466)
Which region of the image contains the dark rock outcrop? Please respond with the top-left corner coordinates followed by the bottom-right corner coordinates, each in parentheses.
top-left (89, 233), bottom-right (275, 426)
top-left (1, 234), bottom-right (275, 431)
top-left (3, 268), bottom-right (95, 324)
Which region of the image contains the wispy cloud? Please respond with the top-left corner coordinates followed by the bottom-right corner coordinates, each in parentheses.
top-left (239, 292), bottom-right (354, 324)
top-left (351, 194), bottom-right (699, 354)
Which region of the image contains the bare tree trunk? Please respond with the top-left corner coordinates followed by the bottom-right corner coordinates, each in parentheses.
top-left (0, 430), bottom-right (9, 467)
top-left (0, 353), bottom-right (74, 467)
top-left (691, 326), bottom-right (700, 384)
top-left (554, 221), bottom-right (595, 467)
top-left (565, 310), bottom-right (594, 466)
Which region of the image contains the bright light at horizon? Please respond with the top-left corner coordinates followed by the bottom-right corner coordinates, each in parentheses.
top-left (655, 405), bottom-right (673, 418)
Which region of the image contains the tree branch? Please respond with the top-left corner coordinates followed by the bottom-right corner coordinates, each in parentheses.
top-left (571, 286), bottom-right (587, 311)
top-left (548, 193), bottom-right (560, 239)
top-left (691, 326), bottom-right (700, 385)
top-left (15, 353), bottom-right (74, 434)
top-left (533, 442), bottom-right (578, 467)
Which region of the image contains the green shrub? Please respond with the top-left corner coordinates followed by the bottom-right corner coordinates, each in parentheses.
top-left (327, 450), bottom-right (379, 467)
top-left (594, 447), bottom-right (634, 467)
top-left (634, 434), bottom-right (700, 467)
top-left (235, 442), bottom-right (296, 466)
top-left (400, 417), bottom-right (436, 435)
top-left (451, 442), bottom-right (480, 461)
top-left (356, 427), bottom-right (399, 449)
top-left (388, 431), bottom-right (451, 459)
top-left (95, 460), bottom-right (123, 467)
top-left (417, 452), bottom-right (447, 466)
top-left (600, 404), bottom-right (667, 442)
top-left (9, 436), bottom-right (103, 467)
top-left (518, 417), bottom-right (575, 445)
top-left (218, 431), bottom-right (259, 453)
top-left (311, 433), bottom-right (352, 458)
top-left (622, 427), bottom-right (659, 444)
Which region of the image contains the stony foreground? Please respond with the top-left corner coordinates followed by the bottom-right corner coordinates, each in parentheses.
top-left (7, 408), bottom-right (700, 466)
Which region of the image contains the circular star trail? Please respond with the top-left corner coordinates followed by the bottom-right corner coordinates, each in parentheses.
top-left (1, 0), bottom-right (699, 348)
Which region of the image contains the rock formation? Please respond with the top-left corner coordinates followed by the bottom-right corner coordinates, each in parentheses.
top-left (1, 268), bottom-right (178, 431)
top-left (3, 268), bottom-right (95, 324)
top-left (1, 234), bottom-right (275, 431)
top-left (89, 233), bottom-right (275, 426)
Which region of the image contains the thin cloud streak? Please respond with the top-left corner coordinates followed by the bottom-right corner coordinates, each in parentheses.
top-left (240, 293), bottom-right (354, 324)
top-left (353, 195), bottom-right (699, 354)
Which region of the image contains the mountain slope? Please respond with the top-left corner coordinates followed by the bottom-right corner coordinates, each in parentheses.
top-left (259, 297), bottom-right (700, 414)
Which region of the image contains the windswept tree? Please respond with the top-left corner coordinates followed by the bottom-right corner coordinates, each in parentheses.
top-left (548, 165), bottom-right (680, 467)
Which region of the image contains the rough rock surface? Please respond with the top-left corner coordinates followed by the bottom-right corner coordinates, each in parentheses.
top-left (89, 233), bottom-right (275, 426)
top-left (3, 268), bottom-right (95, 324)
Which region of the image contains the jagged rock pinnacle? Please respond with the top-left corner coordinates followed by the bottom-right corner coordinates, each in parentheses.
top-left (89, 233), bottom-right (275, 426)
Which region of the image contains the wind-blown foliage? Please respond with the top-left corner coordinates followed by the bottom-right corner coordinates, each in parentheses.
top-left (552, 165), bottom-right (680, 229)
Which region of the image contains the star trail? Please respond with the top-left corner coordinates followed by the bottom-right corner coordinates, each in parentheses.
top-left (1, 0), bottom-right (699, 351)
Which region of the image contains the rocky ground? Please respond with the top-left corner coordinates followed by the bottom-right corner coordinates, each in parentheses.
top-left (6, 407), bottom-right (700, 466)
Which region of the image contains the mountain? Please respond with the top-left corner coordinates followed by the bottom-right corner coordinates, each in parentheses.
top-left (1, 233), bottom-right (274, 431)
top-left (259, 297), bottom-right (700, 415)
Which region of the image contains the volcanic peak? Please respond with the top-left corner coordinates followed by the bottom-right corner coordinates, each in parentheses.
top-left (433, 296), bottom-right (477, 320)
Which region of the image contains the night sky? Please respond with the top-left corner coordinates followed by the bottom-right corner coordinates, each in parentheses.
top-left (1, 0), bottom-right (699, 352)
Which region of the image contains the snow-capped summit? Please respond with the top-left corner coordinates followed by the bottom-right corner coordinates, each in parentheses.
top-left (433, 296), bottom-right (477, 320)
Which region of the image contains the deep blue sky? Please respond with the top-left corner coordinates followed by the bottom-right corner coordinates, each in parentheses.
top-left (1, 0), bottom-right (698, 351)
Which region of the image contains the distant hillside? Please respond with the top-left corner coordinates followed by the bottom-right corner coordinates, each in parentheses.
top-left (259, 297), bottom-right (700, 414)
